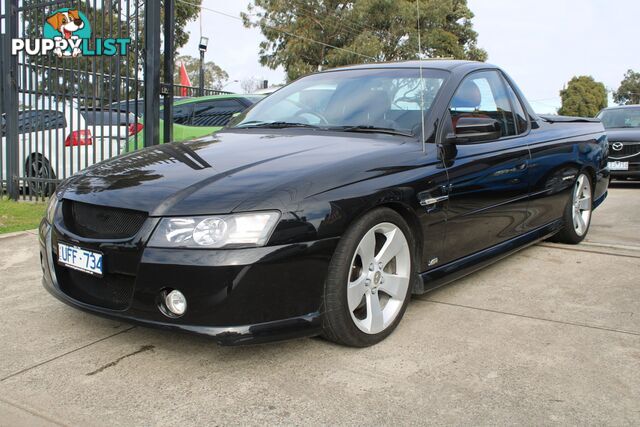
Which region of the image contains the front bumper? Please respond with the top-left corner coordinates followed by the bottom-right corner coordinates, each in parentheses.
top-left (609, 160), bottom-right (640, 179)
top-left (611, 170), bottom-right (640, 179)
top-left (40, 220), bottom-right (338, 345)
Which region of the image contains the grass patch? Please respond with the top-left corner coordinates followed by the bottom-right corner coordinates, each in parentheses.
top-left (0, 197), bottom-right (47, 234)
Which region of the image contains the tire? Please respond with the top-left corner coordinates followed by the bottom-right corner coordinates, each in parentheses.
top-left (551, 172), bottom-right (593, 244)
top-left (25, 154), bottom-right (56, 197)
top-left (322, 207), bottom-right (417, 347)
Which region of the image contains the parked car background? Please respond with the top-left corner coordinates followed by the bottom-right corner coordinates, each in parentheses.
top-left (597, 105), bottom-right (640, 180)
top-left (1, 107), bottom-right (140, 195)
top-left (110, 96), bottom-right (190, 118)
top-left (126, 94), bottom-right (264, 150)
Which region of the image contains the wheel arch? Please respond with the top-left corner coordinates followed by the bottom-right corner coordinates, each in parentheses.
top-left (580, 164), bottom-right (597, 203)
top-left (320, 190), bottom-right (425, 265)
top-left (376, 201), bottom-right (423, 263)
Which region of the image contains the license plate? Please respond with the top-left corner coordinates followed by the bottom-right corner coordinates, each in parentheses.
top-left (608, 161), bottom-right (629, 171)
top-left (57, 243), bottom-right (103, 276)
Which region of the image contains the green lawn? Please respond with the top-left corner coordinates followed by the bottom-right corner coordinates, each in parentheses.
top-left (0, 198), bottom-right (47, 234)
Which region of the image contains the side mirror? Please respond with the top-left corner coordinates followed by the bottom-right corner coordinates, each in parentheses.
top-left (446, 116), bottom-right (502, 144)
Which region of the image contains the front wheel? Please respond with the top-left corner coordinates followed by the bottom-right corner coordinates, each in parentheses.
top-left (322, 208), bottom-right (416, 347)
top-left (552, 172), bottom-right (593, 244)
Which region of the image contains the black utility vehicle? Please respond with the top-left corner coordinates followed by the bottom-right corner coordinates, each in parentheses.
top-left (40, 61), bottom-right (609, 347)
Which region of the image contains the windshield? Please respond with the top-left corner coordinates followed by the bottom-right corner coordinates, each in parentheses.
top-left (597, 107), bottom-right (640, 129)
top-left (232, 68), bottom-right (449, 136)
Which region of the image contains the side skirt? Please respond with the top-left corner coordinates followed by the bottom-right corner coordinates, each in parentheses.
top-left (415, 219), bottom-right (563, 295)
top-left (593, 190), bottom-right (607, 211)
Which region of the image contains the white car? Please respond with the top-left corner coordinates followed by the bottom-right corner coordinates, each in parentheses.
top-left (1, 106), bottom-right (141, 195)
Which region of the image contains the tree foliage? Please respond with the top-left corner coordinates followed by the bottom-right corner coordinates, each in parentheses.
top-left (243, 0), bottom-right (487, 81)
top-left (240, 77), bottom-right (263, 94)
top-left (558, 76), bottom-right (607, 117)
top-left (163, 0), bottom-right (203, 52)
top-left (613, 69), bottom-right (640, 105)
top-left (174, 55), bottom-right (229, 90)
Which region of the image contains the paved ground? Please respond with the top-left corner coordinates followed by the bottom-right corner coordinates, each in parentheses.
top-left (1, 182), bottom-right (639, 426)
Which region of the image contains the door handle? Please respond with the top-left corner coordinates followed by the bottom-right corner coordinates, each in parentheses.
top-left (419, 195), bottom-right (449, 207)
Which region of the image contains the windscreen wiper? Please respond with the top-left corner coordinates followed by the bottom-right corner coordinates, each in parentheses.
top-left (332, 125), bottom-right (414, 137)
top-left (236, 121), bottom-right (319, 129)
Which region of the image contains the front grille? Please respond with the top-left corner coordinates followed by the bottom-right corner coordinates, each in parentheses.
top-left (54, 262), bottom-right (135, 310)
top-left (63, 200), bottom-right (147, 239)
top-left (609, 142), bottom-right (640, 159)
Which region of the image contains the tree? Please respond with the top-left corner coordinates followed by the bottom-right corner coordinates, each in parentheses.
top-left (240, 77), bottom-right (263, 94)
top-left (243, 0), bottom-right (487, 81)
top-left (558, 76), bottom-right (607, 117)
top-left (614, 69), bottom-right (640, 105)
top-left (162, 0), bottom-right (203, 54)
top-left (174, 55), bottom-right (229, 90)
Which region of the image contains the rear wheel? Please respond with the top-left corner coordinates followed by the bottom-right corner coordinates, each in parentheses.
top-left (552, 172), bottom-right (593, 244)
top-left (322, 208), bottom-right (416, 347)
top-left (25, 154), bottom-right (56, 197)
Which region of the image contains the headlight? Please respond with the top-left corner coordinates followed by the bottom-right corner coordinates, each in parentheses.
top-left (147, 211), bottom-right (280, 249)
top-left (46, 192), bottom-right (59, 224)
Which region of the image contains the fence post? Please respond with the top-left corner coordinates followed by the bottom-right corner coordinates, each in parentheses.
top-left (163, 0), bottom-right (174, 144)
top-left (3, 0), bottom-right (19, 200)
top-left (143, 1), bottom-right (161, 148)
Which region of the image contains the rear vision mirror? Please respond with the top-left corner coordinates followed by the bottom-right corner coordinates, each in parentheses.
top-left (446, 116), bottom-right (502, 144)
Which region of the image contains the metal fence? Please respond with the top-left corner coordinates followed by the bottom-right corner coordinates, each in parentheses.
top-left (1, 0), bottom-right (231, 201)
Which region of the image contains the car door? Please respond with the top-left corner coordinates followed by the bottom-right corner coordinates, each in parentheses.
top-left (16, 111), bottom-right (35, 177)
top-left (439, 70), bottom-right (531, 264)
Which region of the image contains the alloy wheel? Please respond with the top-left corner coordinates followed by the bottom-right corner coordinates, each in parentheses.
top-left (347, 222), bottom-right (411, 334)
top-left (572, 174), bottom-right (592, 237)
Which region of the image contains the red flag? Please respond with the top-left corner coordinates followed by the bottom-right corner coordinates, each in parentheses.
top-left (178, 61), bottom-right (192, 96)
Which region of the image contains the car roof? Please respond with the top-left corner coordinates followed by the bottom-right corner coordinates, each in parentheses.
top-left (601, 105), bottom-right (640, 110)
top-left (327, 59), bottom-right (488, 72)
top-left (173, 93), bottom-right (265, 106)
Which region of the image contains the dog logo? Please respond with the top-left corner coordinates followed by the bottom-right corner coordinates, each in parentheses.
top-left (11, 7), bottom-right (129, 58)
top-left (43, 8), bottom-right (91, 57)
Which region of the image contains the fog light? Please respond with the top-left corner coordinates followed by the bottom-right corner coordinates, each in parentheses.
top-left (165, 290), bottom-right (187, 316)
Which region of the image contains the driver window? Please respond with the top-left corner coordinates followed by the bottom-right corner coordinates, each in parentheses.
top-left (449, 71), bottom-right (517, 138)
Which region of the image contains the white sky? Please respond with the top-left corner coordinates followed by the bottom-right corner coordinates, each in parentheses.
top-left (180, 0), bottom-right (640, 114)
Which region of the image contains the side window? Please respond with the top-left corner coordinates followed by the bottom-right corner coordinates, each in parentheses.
top-left (191, 100), bottom-right (246, 127)
top-left (41, 111), bottom-right (66, 130)
top-left (502, 77), bottom-right (529, 134)
top-left (172, 104), bottom-right (193, 125)
top-left (17, 111), bottom-right (36, 134)
top-left (449, 70), bottom-right (518, 139)
top-left (16, 111), bottom-right (66, 134)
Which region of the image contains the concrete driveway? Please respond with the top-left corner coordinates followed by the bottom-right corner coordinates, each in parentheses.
top-left (1, 183), bottom-right (639, 426)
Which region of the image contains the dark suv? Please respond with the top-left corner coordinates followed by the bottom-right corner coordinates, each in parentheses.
top-left (598, 105), bottom-right (640, 180)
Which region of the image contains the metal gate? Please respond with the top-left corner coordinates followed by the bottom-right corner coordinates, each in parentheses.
top-left (1, 0), bottom-right (228, 201)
